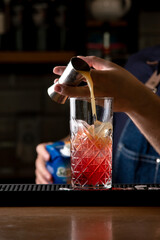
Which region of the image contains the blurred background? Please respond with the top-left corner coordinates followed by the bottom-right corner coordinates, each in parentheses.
top-left (0, 0), bottom-right (160, 183)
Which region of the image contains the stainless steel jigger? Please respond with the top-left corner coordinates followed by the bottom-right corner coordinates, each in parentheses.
top-left (47, 57), bottom-right (90, 104)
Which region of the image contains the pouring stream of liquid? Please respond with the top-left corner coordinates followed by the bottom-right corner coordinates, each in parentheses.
top-left (78, 70), bottom-right (97, 123)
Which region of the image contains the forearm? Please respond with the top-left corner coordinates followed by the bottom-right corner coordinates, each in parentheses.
top-left (127, 87), bottom-right (160, 155)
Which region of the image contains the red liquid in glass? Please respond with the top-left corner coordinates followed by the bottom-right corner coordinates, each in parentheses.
top-left (71, 126), bottom-right (112, 189)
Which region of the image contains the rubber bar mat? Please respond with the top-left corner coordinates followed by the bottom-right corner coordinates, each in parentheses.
top-left (0, 184), bottom-right (160, 206)
top-left (0, 184), bottom-right (160, 191)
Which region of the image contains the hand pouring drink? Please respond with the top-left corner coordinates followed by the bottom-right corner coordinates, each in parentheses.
top-left (48, 57), bottom-right (113, 190)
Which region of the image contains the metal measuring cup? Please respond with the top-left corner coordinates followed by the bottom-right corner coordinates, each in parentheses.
top-left (47, 57), bottom-right (90, 104)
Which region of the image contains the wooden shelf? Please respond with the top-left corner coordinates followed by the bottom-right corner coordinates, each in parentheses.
top-left (0, 51), bottom-right (76, 64)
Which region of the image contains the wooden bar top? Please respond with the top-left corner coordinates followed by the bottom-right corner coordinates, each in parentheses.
top-left (0, 207), bottom-right (160, 240)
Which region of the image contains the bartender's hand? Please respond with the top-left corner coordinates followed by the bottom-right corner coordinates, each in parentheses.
top-left (53, 56), bottom-right (145, 113)
top-left (35, 136), bottom-right (70, 184)
top-left (35, 142), bottom-right (53, 184)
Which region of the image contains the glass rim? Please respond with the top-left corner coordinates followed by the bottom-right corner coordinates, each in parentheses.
top-left (69, 97), bottom-right (113, 100)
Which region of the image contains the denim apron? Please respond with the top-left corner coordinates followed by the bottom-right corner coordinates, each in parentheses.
top-left (114, 119), bottom-right (160, 184)
top-left (113, 55), bottom-right (160, 184)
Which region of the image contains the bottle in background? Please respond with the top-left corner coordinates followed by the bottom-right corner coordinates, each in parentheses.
top-left (32, 0), bottom-right (50, 51)
top-left (48, 0), bottom-right (68, 51)
top-left (3, 0), bottom-right (12, 51)
top-left (0, 0), bottom-right (6, 50)
top-left (49, 0), bottom-right (86, 53)
top-left (23, 0), bottom-right (36, 51)
top-left (9, 0), bottom-right (25, 51)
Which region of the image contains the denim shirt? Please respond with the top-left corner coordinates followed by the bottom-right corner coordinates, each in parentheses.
top-left (113, 45), bottom-right (160, 184)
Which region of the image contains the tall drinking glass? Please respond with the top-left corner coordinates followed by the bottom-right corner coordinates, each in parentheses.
top-left (70, 97), bottom-right (113, 190)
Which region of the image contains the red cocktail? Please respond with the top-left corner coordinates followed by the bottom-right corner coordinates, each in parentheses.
top-left (71, 120), bottom-right (112, 189)
top-left (70, 97), bottom-right (113, 190)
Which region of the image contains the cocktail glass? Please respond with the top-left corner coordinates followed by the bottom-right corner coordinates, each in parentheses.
top-left (70, 97), bottom-right (113, 190)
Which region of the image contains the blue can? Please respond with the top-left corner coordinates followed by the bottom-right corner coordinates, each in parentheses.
top-left (46, 141), bottom-right (71, 184)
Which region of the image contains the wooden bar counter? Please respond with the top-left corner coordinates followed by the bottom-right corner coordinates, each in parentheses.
top-left (0, 206), bottom-right (160, 240)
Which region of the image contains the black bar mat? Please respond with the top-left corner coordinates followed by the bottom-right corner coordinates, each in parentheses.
top-left (0, 184), bottom-right (160, 206)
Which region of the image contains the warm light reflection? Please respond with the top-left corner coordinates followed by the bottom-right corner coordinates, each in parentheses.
top-left (71, 214), bottom-right (112, 240)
